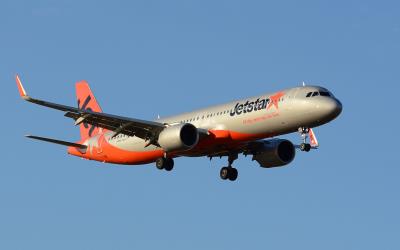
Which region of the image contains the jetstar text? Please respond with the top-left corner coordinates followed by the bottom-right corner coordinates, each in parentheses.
top-left (230, 98), bottom-right (270, 117)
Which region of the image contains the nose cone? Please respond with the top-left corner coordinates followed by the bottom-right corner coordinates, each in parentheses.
top-left (319, 98), bottom-right (342, 121)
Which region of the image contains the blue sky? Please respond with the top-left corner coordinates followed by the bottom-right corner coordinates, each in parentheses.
top-left (1, 0), bottom-right (399, 249)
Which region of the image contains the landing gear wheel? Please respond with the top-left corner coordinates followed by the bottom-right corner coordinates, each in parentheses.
top-left (156, 158), bottom-right (165, 170)
top-left (220, 167), bottom-right (238, 181)
top-left (156, 157), bottom-right (174, 171)
top-left (219, 153), bottom-right (239, 181)
top-left (298, 127), bottom-right (314, 152)
top-left (220, 167), bottom-right (229, 180)
top-left (228, 168), bottom-right (238, 181)
top-left (164, 158), bottom-right (174, 171)
top-left (300, 143), bottom-right (311, 152)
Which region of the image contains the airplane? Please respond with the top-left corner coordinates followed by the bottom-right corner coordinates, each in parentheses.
top-left (16, 75), bottom-right (342, 181)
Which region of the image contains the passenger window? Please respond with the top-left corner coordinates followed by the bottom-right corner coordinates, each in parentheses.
top-left (312, 92), bottom-right (319, 97)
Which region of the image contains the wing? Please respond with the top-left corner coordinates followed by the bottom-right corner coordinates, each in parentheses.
top-left (16, 75), bottom-right (166, 145)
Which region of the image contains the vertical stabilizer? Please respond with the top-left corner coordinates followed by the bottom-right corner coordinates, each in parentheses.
top-left (76, 81), bottom-right (103, 140)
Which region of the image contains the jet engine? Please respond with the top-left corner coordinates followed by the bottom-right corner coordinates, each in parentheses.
top-left (158, 123), bottom-right (199, 153)
top-left (252, 139), bottom-right (295, 168)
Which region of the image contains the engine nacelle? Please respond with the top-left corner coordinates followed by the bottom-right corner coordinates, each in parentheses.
top-left (158, 123), bottom-right (199, 153)
top-left (252, 139), bottom-right (295, 168)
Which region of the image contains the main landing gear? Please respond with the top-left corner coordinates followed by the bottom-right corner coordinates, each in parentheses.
top-left (298, 127), bottom-right (311, 152)
top-left (220, 153), bottom-right (238, 181)
top-left (156, 157), bottom-right (174, 171)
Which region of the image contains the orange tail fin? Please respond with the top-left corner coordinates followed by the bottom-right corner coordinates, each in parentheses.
top-left (76, 81), bottom-right (103, 140)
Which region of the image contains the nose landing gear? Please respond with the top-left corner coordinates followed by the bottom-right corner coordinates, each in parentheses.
top-left (298, 127), bottom-right (311, 152)
top-left (300, 142), bottom-right (311, 152)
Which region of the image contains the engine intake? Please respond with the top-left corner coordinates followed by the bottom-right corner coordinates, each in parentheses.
top-left (158, 123), bottom-right (199, 153)
top-left (252, 139), bottom-right (295, 168)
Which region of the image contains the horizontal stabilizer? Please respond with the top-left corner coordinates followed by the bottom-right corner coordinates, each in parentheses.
top-left (25, 135), bottom-right (87, 149)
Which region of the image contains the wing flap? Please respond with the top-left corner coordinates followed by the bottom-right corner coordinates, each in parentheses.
top-left (63, 111), bottom-right (156, 139)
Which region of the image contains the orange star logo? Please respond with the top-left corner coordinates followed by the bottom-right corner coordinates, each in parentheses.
top-left (267, 92), bottom-right (285, 110)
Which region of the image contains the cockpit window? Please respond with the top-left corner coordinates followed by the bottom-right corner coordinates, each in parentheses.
top-left (306, 91), bottom-right (333, 98)
top-left (319, 91), bottom-right (331, 97)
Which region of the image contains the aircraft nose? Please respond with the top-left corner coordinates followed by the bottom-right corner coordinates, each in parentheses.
top-left (336, 99), bottom-right (343, 115)
top-left (319, 98), bottom-right (342, 120)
